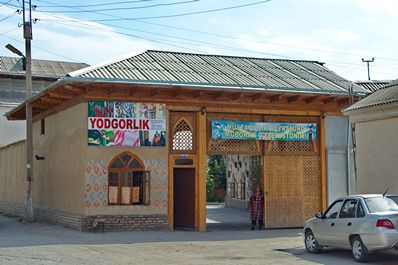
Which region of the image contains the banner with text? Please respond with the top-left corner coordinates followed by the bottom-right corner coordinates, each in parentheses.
top-left (211, 120), bottom-right (316, 141)
top-left (88, 101), bottom-right (166, 146)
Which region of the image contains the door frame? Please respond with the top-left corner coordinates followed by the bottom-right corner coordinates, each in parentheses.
top-left (168, 154), bottom-right (197, 231)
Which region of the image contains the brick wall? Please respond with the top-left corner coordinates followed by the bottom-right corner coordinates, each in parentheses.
top-left (0, 201), bottom-right (168, 231)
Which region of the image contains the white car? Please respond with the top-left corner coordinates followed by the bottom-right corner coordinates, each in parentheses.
top-left (304, 194), bottom-right (398, 262)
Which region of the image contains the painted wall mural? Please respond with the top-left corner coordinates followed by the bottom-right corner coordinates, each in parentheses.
top-left (84, 160), bottom-right (108, 208)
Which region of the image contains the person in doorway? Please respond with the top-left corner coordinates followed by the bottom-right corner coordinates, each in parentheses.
top-left (249, 185), bottom-right (264, 230)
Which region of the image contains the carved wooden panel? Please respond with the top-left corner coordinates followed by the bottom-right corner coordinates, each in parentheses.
top-left (264, 155), bottom-right (321, 228)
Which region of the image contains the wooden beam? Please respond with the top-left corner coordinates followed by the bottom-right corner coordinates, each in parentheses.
top-left (197, 111), bottom-right (207, 232)
top-left (337, 98), bottom-right (349, 105)
top-left (287, 95), bottom-right (300, 103)
top-left (305, 96), bottom-right (318, 104)
top-left (172, 90), bottom-right (180, 98)
top-left (230, 92), bottom-right (243, 100)
top-left (129, 88), bottom-right (137, 96)
top-left (193, 91), bottom-right (203, 99)
top-left (268, 94), bottom-right (281, 102)
top-left (84, 87), bottom-right (91, 94)
top-left (212, 91), bottom-right (224, 100)
top-left (251, 93), bottom-right (263, 102)
top-left (150, 88), bottom-right (159, 97)
top-left (107, 87), bottom-right (117, 95)
top-left (322, 97), bottom-right (336, 104)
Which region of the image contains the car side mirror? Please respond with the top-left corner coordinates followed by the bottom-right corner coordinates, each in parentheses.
top-left (315, 212), bottom-right (324, 219)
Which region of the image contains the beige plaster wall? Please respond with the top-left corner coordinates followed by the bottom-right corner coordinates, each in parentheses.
top-left (355, 117), bottom-right (398, 194)
top-left (84, 105), bottom-right (169, 216)
top-left (0, 140), bottom-right (26, 204)
top-left (33, 103), bottom-right (86, 215)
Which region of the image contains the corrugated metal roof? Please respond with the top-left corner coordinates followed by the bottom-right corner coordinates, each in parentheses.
top-left (344, 80), bottom-right (398, 112)
top-left (355, 80), bottom-right (391, 93)
top-left (0, 56), bottom-right (88, 104)
top-left (71, 50), bottom-right (369, 96)
top-left (0, 56), bottom-right (88, 78)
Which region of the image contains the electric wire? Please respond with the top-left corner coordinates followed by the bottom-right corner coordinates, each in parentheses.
top-left (35, 0), bottom-right (200, 13)
top-left (39, 0), bottom-right (272, 21)
top-left (36, 0), bottom-right (158, 8)
top-left (0, 9), bottom-right (18, 23)
top-left (0, 0), bottom-right (12, 8)
top-left (31, 0), bottom-right (398, 63)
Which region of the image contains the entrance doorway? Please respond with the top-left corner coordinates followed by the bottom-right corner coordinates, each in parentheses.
top-left (206, 155), bottom-right (263, 231)
top-left (173, 168), bottom-right (195, 229)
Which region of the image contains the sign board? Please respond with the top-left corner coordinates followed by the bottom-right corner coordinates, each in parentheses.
top-left (211, 120), bottom-right (316, 141)
top-left (88, 101), bottom-right (166, 146)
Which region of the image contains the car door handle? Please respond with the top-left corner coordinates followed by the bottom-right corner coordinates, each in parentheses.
top-left (331, 223), bottom-right (335, 226)
top-left (347, 222), bottom-right (352, 226)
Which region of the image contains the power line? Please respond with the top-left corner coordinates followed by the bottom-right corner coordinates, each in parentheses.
top-left (35, 0), bottom-right (200, 13)
top-left (35, 0), bottom-right (157, 8)
top-left (32, 1), bottom-right (398, 63)
top-left (38, 0), bottom-right (272, 21)
top-left (0, 0), bottom-right (12, 8)
top-left (2, 34), bottom-right (86, 63)
top-left (0, 9), bottom-right (19, 23)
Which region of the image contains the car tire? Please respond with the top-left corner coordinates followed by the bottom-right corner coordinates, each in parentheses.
top-left (305, 231), bottom-right (323, 254)
top-left (351, 236), bottom-right (368, 263)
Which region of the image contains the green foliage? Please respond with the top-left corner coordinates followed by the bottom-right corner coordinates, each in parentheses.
top-left (206, 155), bottom-right (227, 202)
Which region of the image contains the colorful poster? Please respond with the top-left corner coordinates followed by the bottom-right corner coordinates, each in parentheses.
top-left (212, 120), bottom-right (317, 141)
top-left (88, 101), bottom-right (166, 146)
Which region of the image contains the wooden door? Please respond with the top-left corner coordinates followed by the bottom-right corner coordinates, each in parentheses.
top-left (173, 168), bottom-right (195, 229)
top-left (264, 156), bottom-right (321, 228)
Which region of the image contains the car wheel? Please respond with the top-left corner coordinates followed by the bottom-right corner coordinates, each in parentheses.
top-left (351, 236), bottom-right (368, 262)
top-left (305, 231), bottom-right (322, 254)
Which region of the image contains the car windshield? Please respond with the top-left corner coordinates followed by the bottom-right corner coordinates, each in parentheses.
top-left (365, 197), bottom-right (398, 213)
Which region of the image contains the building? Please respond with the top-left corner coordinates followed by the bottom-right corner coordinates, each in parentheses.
top-left (0, 50), bottom-right (369, 231)
top-left (0, 56), bottom-right (88, 146)
top-left (355, 80), bottom-right (391, 93)
top-left (343, 80), bottom-right (398, 194)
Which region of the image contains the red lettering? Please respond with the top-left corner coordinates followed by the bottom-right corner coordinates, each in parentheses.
top-left (111, 119), bottom-right (118, 129)
top-left (126, 119), bottom-right (133, 129)
top-left (119, 119), bottom-right (126, 129)
top-left (104, 118), bottom-right (110, 129)
top-left (89, 118), bottom-right (97, 129)
top-left (97, 118), bottom-right (103, 129)
top-left (142, 120), bottom-right (149, 130)
top-left (133, 119), bottom-right (139, 129)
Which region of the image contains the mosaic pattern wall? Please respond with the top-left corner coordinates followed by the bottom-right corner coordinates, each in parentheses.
top-left (85, 160), bottom-right (108, 208)
top-left (84, 158), bottom-right (168, 210)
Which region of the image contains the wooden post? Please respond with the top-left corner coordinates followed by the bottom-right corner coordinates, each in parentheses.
top-left (320, 115), bottom-right (327, 211)
top-left (168, 155), bottom-right (174, 231)
top-left (197, 111), bottom-right (207, 232)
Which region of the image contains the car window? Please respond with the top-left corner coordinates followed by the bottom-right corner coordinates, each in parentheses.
top-left (324, 200), bottom-right (343, 219)
top-left (365, 197), bottom-right (398, 213)
top-left (387, 196), bottom-right (398, 205)
top-left (339, 199), bottom-right (357, 218)
top-left (356, 201), bottom-right (366, 218)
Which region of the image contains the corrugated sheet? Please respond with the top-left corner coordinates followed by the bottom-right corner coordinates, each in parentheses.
top-left (0, 56), bottom-right (88, 78)
top-left (355, 80), bottom-right (391, 93)
top-left (75, 50), bottom-right (369, 95)
top-left (0, 56), bottom-right (88, 103)
top-left (344, 80), bottom-right (398, 112)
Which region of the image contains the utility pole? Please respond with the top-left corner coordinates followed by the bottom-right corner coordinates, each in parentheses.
top-left (362, 58), bottom-right (374, 81)
top-left (23, 0), bottom-right (34, 221)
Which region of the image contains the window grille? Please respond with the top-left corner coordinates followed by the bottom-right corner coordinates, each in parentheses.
top-left (172, 119), bottom-right (193, 151)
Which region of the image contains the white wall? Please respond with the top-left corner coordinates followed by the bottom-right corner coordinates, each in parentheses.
top-left (0, 105), bottom-right (25, 147)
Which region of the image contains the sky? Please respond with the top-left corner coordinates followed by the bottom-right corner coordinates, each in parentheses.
top-left (0, 0), bottom-right (397, 82)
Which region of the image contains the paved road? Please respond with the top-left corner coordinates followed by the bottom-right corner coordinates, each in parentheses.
top-left (1, 213), bottom-right (398, 264)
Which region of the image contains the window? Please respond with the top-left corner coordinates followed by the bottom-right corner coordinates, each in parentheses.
top-left (339, 199), bottom-right (357, 218)
top-left (324, 200), bottom-right (343, 219)
top-left (357, 201), bottom-right (366, 218)
top-left (108, 152), bottom-right (150, 205)
top-left (365, 197), bottom-right (398, 213)
top-left (41, 119), bottom-right (45, 135)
